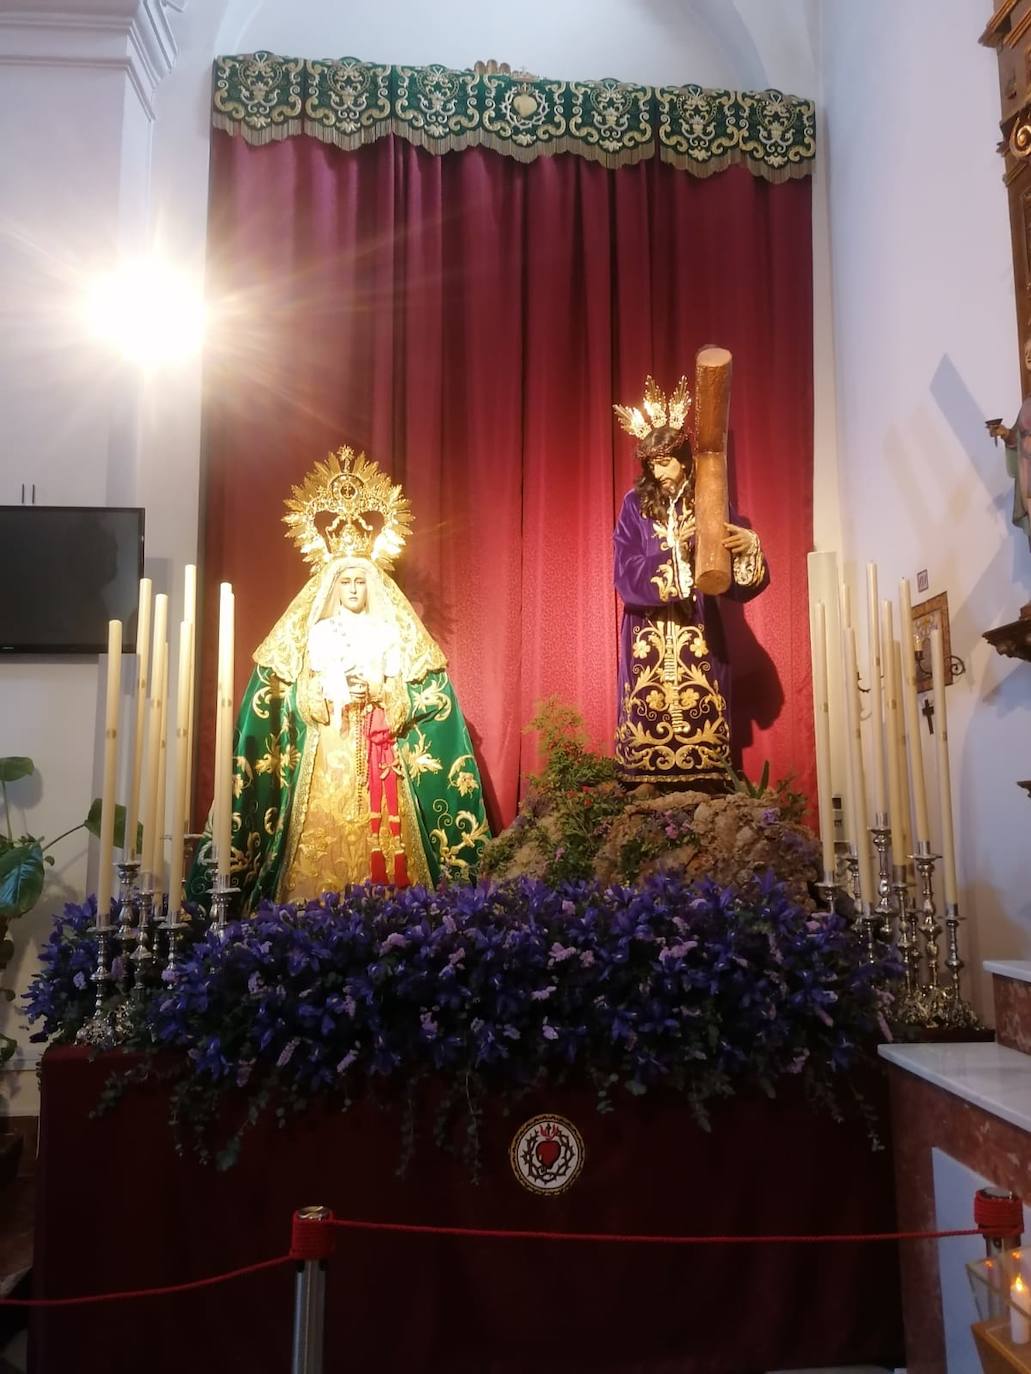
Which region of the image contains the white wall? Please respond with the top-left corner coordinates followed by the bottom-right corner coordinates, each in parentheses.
top-left (822, 0), bottom-right (1024, 1014)
top-left (0, 0), bottom-right (179, 1062)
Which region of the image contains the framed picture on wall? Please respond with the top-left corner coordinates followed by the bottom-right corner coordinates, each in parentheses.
top-left (910, 591), bottom-right (954, 695)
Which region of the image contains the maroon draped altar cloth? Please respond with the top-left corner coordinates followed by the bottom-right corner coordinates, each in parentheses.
top-left (30, 1048), bottom-right (902, 1374)
top-left (198, 133), bottom-right (814, 830)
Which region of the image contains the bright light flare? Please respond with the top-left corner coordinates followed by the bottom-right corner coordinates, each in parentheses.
top-left (84, 257), bottom-right (206, 367)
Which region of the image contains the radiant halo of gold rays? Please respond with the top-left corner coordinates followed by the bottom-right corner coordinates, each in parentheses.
top-left (282, 445), bottom-right (412, 571)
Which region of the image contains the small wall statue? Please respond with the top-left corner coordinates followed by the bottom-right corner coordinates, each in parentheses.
top-left (987, 335), bottom-right (1031, 553)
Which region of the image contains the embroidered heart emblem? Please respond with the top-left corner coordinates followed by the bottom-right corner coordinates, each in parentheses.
top-left (512, 92), bottom-right (539, 119)
top-left (535, 1137), bottom-right (561, 1169)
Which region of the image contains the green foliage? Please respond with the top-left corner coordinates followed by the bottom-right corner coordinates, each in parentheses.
top-left (0, 758), bottom-right (33, 783)
top-left (482, 699), bottom-right (623, 883)
top-left (723, 760), bottom-right (808, 825)
top-left (0, 840), bottom-right (44, 919)
top-left (84, 798), bottom-right (139, 853)
top-left (533, 784), bottom-right (626, 886)
top-left (525, 697), bottom-right (618, 798)
top-left (0, 754), bottom-right (133, 1066)
top-left (519, 698), bottom-right (624, 883)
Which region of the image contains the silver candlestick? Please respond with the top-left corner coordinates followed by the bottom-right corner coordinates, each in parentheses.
top-left (75, 924), bottom-right (117, 1047)
top-left (869, 816), bottom-right (896, 944)
top-left (116, 859), bottom-right (140, 906)
top-left (209, 871), bottom-right (239, 936)
top-left (133, 884), bottom-right (157, 983)
top-left (857, 898), bottom-right (880, 965)
top-left (940, 899), bottom-right (983, 1030)
top-left (843, 846), bottom-right (862, 907)
top-left (815, 874), bottom-right (838, 916)
top-left (909, 840), bottom-right (951, 1025)
top-left (163, 903), bottom-right (184, 979)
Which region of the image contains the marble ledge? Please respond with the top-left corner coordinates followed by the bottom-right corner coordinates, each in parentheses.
top-left (984, 959), bottom-right (1031, 985)
top-left (879, 1040), bottom-right (1031, 1136)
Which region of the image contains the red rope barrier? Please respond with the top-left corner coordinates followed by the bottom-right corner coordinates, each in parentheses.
top-left (0, 1205), bottom-right (1018, 1309)
top-left (326, 1217), bottom-right (990, 1246)
top-left (0, 1254), bottom-right (293, 1309)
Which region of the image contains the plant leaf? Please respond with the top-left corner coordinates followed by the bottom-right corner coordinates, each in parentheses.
top-left (0, 842), bottom-right (44, 919)
top-left (0, 1032), bottom-right (16, 1065)
top-left (0, 757), bottom-right (33, 783)
top-left (84, 798), bottom-right (139, 852)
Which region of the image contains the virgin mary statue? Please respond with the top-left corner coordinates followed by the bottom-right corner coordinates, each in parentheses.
top-left (192, 448), bottom-right (490, 912)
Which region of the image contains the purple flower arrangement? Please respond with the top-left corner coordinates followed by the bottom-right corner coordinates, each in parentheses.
top-left (24, 874), bottom-right (898, 1167)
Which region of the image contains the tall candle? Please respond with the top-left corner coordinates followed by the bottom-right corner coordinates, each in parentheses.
top-left (215, 583), bottom-right (235, 883)
top-left (898, 578), bottom-right (931, 843)
top-left (844, 627), bottom-right (874, 905)
top-left (167, 620), bottom-right (193, 917)
top-left (1012, 1274), bottom-right (1031, 1345)
top-left (212, 610), bottom-right (225, 869)
top-left (147, 588), bottom-right (169, 871)
top-left (840, 580), bottom-right (853, 631)
top-left (96, 619), bottom-right (122, 928)
top-left (866, 564), bottom-right (887, 821)
top-left (182, 564), bottom-right (197, 834)
top-left (930, 627), bottom-right (959, 906)
top-left (140, 637), bottom-right (166, 884)
top-left (153, 651), bottom-right (170, 904)
top-left (813, 602), bottom-right (835, 880)
top-left (881, 602), bottom-right (904, 862)
top-left (124, 577), bottom-right (151, 861)
top-left (893, 638), bottom-right (913, 871)
top-left (808, 553), bottom-right (846, 849)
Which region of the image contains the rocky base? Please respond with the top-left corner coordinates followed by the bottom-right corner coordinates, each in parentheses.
top-left (481, 781), bottom-right (822, 905)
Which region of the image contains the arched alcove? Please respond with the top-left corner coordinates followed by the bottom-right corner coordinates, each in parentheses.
top-left (213, 0), bottom-right (818, 96)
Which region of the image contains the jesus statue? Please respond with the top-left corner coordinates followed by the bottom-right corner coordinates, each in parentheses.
top-left (612, 373), bottom-right (769, 789)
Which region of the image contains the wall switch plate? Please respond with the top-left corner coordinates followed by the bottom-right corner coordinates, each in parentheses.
top-left (916, 568), bottom-right (929, 592)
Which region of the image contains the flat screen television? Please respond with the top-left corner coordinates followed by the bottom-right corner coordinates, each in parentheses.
top-left (0, 506), bottom-right (145, 654)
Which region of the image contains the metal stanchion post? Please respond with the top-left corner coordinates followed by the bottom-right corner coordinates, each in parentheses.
top-left (291, 1205), bottom-right (334, 1374)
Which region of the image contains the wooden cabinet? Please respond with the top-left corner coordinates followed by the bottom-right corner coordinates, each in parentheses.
top-left (982, 0), bottom-right (1031, 389)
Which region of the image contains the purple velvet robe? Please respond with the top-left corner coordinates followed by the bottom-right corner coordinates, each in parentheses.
top-left (613, 487), bottom-right (769, 786)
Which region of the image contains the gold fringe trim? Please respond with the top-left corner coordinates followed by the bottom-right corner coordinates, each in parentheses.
top-left (659, 147), bottom-right (815, 184)
top-left (213, 111), bottom-right (812, 179)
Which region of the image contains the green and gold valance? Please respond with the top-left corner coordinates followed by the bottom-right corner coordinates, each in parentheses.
top-left (213, 53), bottom-right (815, 183)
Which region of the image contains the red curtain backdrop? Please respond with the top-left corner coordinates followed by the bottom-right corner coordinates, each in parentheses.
top-left (198, 131), bottom-right (814, 831)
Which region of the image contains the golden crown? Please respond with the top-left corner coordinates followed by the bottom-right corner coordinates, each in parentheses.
top-left (613, 375), bottom-right (693, 451)
top-left (283, 446), bottom-right (412, 571)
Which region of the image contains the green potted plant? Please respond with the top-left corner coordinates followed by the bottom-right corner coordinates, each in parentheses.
top-left (0, 756), bottom-right (130, 1185)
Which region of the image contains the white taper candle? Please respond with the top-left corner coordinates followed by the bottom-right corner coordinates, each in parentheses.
top-left (140, 637), bottom-right (167, 884)
top-left (167, 620), bottom-right (193, 917)
top-left (898, 579), bottom-right (930, 844)
top-left (882, 601), bottom-right (905, 863)
top-left (844, 626), bottom-right (874, 906)
top-left (930, 627), bottom-right (958, 906)
top-left (866, 564), bottom-right (887, 821)
top-left (96, 619), bottom-right (122, 927)
top-left (215, 584), bottom-right (234, 884)
top-left (813, 601), bottom-right (835, 880)
top-left (182, 564), bottom-right (197, 835)
top-left (124, 577), bottom-right (151, 861)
